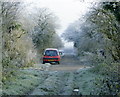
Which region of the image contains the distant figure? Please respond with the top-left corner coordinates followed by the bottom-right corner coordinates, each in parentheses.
top-left (99, 50), bottom-right (106, 58)
top-left (58, 50), bottom-right (64, 57)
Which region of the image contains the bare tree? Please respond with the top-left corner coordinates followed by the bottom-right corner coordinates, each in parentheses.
top-left (32, 8), bottom-right (62, 54)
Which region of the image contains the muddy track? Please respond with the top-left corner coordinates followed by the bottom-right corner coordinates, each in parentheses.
top-left (28, 71), bottom-right (77, 95)
top-left (27, 55), bottom-right (92, 95)
top-left (48, 55), bottom-right (89, 71)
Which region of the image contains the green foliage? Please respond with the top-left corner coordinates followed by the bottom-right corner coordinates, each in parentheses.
top-left (2, 2), bottom-right (36, 84)
top-left (91, 63), bottom-right (120, 95)
top-left (63, 1), bottom-right (120, 95)
top-left (32, 8), bottom-right (63, 55)
top-left (63, 2), bottom-right (120, 62)
top-left (2, 69), bottom-right (46, 95)
top-left (89, 3), bottom-right (120, 92)
top-left (88, 2), bottom-right (120, 61)
top-left (103, 2), bottom-right (120, 22)
top-left (2, 2), bottom-right (63, 86)
top-left (24, 60), bottom-right (35, 68)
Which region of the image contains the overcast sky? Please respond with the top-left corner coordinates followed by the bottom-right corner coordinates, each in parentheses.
top-left (24, 0), bottom-right (99, 34)
top-left (23, 0), bottom-right (99, 48)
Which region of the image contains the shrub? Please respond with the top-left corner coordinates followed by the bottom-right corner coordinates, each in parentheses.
top-left (92, 63), bottom-right (120, 95)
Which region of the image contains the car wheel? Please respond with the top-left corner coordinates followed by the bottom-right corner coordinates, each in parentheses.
top-left (57, 61), bottom-right (60, 64)
top-left (43, 61), bottom-right (45, 64)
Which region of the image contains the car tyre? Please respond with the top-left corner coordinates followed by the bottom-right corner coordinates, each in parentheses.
top-left (43, 61), bottom-right (45, 64)
top-left (57, 61), bottom-right (60, 64)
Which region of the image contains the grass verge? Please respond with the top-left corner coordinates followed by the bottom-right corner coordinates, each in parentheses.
top-left (2, 69), bottom-right (47, 95)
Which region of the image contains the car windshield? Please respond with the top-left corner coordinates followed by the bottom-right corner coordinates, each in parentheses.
top-left (45, 50), bottom-right (58, 56)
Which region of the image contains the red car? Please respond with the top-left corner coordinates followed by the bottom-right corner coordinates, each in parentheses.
top-left (43, 48), bottom-right (61, 64)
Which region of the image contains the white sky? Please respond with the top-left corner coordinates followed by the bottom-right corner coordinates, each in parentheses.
top-left (24, 0), bottom-right (97, 34)
top-left (23, 0), bottom-right (99, 48)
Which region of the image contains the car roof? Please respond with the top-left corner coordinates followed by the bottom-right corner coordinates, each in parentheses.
top-left (45, 48), bottom-right (58, 51)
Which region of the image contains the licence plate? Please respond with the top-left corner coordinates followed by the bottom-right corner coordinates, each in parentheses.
top-left (48, 60), bottom-right (54, 61)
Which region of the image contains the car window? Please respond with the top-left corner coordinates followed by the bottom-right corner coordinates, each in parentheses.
top-left (45, 50), bottom-right (58, 56)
